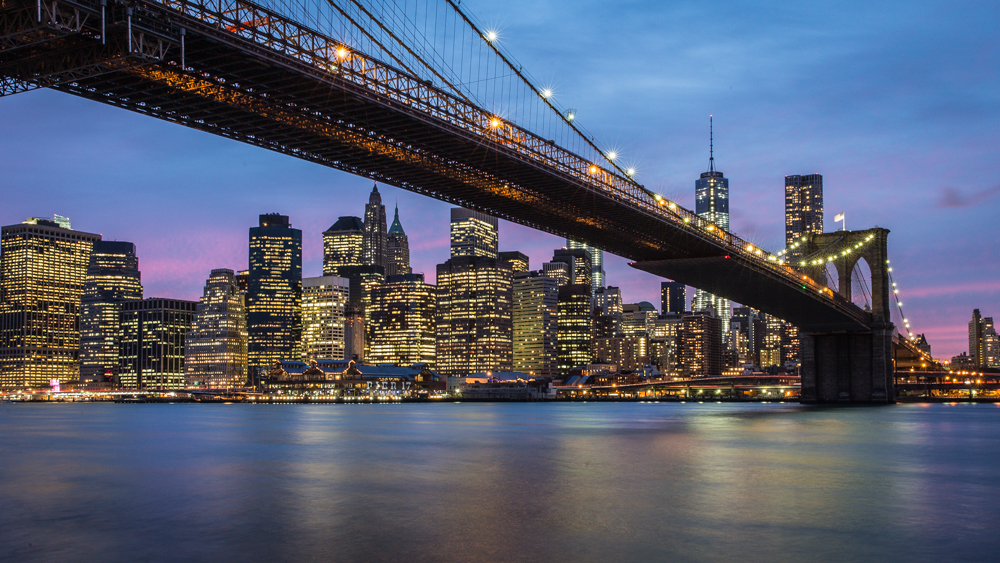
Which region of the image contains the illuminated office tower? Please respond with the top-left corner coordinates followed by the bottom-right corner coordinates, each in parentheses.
top-left (499, 251), bottom-right (529, 275)
top-left (119, 298), bottom-right (197, 390)
top-left (344, 303), bottom-right (365, 361)
top-left (785, 173), bottom-right (824, 258)
top-left (551, 248), bottom-right (592, 289)
top-left (363, 184), bottom-right (388, 269)
top-left (593, 285), bottom-right (623, 338)
top-left (513, 272), bottom-right (558, 377)
top-left (435, 256), bottom-right (512, 377)
top-left (566, 239), bottom-right (604, 292)
top-left (661, 281), bottom-right (686, 314)
top-left (694, 118), bottom-right (730, 337)
top-left (450, 208), bottom-right (498, 259)
top-left (557, 284), bottom-right (592, 375)
top-left (679, 309), bottom-right (722, 378)
top-left (79, 241), bottom-right (143, 384)
top-left (386, 206), bottom-right (411, 277)
top-left (368, 273), bottom-right (436, 367)
top-left (248, 214), bottom-right (302, 374)
top-left (185, 269), bottom-right (247, 388)
top-left (301, 275), bottom-right (349, 362)
top-left (541, 261), bottom-right (572, 287)
top-left (0, 216), bottom-right (101, 388)
top-left (621, 302), bottom-right (657, 336)
top-left (323, 216), bottom-right (364, 276)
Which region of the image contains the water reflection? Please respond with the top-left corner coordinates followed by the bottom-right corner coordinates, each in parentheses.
top-left (1, 403), bottom-right (997, 562)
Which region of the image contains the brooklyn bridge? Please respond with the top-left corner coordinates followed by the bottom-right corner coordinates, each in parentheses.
top-left (0, 0), bottom-right (934, 402)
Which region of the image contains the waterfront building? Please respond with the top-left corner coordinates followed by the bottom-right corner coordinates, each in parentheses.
top-left (557, 284), bottom-right (592, 375)
top-left (785, 173), bottom-right (824, 258)
top-left (301, 275), bottom-right (350, 362)
top-left (344, 303), bottom-right (365, 361)
top-left (498, 251), bottom-right (530, 275)
top-left (679, 309), bottom-right (722, 378)
top-left (450, 208), bottom-right (498, 259)
top-left (513, 272), bottom-right (559, 378)
top-left (248, 214), bottom-right (302, 374)
top-left (0, 216), bottom-right (101, 388)
top-left (386, 206), bottom-right (411, 277)
top-left (593, 335), bottom-right (648, 372)
top-left (435, 256), bottom-right (512, 377)
top-left (79, 241), bottom-right (143, 384)
top-left (970, 309), bottom-right (985, 367)
top-left (368, 273), bottom-right (436, 367)
top-left (322, 216), bottom-right (364, 276)
top-left (566, 239), bottom-right (604, 292)
top-left (119, 298), bottom-right (197, 390)
top-left (660, 281), bottom-right (686, 314)
top-left (363, 184), bottom-right (388, 269)
top-left (185, 269), bottom-right (248, 389)
top-left (693, 119), bottom-right (731, 336)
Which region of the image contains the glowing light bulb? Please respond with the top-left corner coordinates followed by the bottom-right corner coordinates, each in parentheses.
top-left (336, 47), bottom-right (350, 60)
top-left (627, 168), bottom-right (636, 176)
top-left (541, 88), bottom-right (552, 98)
top-left (607, 151), bottom-right (617, 160)
top-left (485, 30), bottom-right (498, 42)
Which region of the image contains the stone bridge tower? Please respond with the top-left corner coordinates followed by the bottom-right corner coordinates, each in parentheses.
top-left (795, 228), bottom-right (894, 403)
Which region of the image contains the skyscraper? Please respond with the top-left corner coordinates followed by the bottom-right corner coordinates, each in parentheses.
top-left (557, 284), bottom-right (592, 375)
top-left (368, 273), bottom-right (436, 367)
top-left (79, 241), bottom-right (143, 384)
top-left (301, 276), bottom-right (350, 361)
top-left (694, 118), bottom-right (731, 336)
top-left (363, 184), bottom-right (388, 269)
top-left (435, 256), bottom-right (513, 377)
top-left (0, 216), bottom-right (101, 388)
top-left (323, 216), bottom-right (364, 276)
top-left (119, 298), bottom-right (197, 390)
top-left (248, 214), bottom-right (302, 374)
top-left (450, 208), bottom-right (498, 259)
top-left (185, 269), bottom-right (248, 389)
top-left (513, 272), bottom-right (558, 377)
top-left (551, 248), bottom-right (593, 290)
top-left (499, 251), bottom-right (530, 275)
top-left (970, 309), bottom-right (984, 367)
top-left (386, 206), bottom-right (411, 277)
top-left (679, 309), bottom-right (722, 378)
top-left (785, 173), bottom-right (824, 257)
top-left (660, 281), bottom-right (686, 314)
top-left (566, 239), bottom-right (604, 292)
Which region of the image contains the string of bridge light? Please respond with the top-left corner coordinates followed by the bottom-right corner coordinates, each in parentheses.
top-left (886, 262), bottom-right (915, 342)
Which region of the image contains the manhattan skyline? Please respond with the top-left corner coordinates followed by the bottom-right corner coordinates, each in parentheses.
top-left (0, 0), bottom-right (996, 359)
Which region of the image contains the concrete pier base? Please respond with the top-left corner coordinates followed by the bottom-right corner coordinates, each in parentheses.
top-left (800, 321), bottom-right (895, 404)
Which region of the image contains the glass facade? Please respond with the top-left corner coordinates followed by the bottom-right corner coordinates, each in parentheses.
top-left (450, 208), bottom-right (498, 259)
top-left (0, 217), bottom-right (101, 388)
top-left (785, 174), bottom-right (824, 256)
top-left (557, 284), bottom-right (592, 375)
top-left (566, 239), bottom-right (604, 292)
top-left (322, 216), bottom-right (364, 276)
top-left (79, 241), bottom-right (143, 383)
top-left (368, 273), bottom-right (436, 367)
top-left (119, 298), bottom-right (197, 390)
top-left (435, 256), bottom-right (512, 377)
top-left (185, 269), bottom-right (248, 388)
top-left (694, 155), bottom-right (731, 337)
top-left (513, 273), bottom-right (558, 377)
top-left (301, 275), bottom-right (350, 362)
top-left (248, 214), bottom-right (302, 374)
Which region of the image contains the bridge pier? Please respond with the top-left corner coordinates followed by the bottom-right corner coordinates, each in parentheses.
top-left (800, 322), bottom-right (895, 404)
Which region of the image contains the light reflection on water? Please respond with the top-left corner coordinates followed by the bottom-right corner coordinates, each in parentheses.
top-left (1, 402), bottom-right (997, 562)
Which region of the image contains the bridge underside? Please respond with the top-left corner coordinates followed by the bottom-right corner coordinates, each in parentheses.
top-left (632, 258), bottom-right (869, 332)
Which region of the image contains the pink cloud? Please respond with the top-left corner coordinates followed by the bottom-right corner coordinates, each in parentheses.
top-left (904, 281), bottom-right (1000, 299)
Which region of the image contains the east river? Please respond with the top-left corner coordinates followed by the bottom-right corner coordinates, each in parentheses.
top-left (1, 402), bottom-right (998, 562)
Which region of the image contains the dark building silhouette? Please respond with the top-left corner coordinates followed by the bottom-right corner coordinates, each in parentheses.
top-left (660, 281), bottom-right (686, 314)
top-left (499, 251), bottom-right (530, 275)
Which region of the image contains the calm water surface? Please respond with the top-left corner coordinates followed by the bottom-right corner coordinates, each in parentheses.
top-left (1, 402), bottom-right (998, 563)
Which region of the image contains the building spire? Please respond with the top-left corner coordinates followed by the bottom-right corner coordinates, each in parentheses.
top-left (709, 115), bottom-right (715, 173)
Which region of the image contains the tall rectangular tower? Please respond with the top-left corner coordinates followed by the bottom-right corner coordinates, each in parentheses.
top-left (322, 216), bottom-right (364, 276)
top-left (0, 216), bottom-right (101, 388)
top-left (566, 239), bottom-right (604, 292)
top-left (363, 184), bottom-right (388, 269)
top-left (368, 273), bottom-right (437, 367)
top-left (694, 119), bottom-right (730, 336)
top-left (248, 213), bottom-right (302, 374)
top-left (557, 284), bottom-right (592, 375)
top-left (119, 298), bottom-right (197, 390)
top-left (185, 269), bottom-right (248, 389)
top-left (513, 272), bottom-right (558, 378)
top-left (660, 281), bottom-right (686, 314)
top-left (301, 275), bottom-right (350, 362)
top-left (785, 174), bottom-right (824, 254)
top-left (79, 241), bottom-right (143, 383)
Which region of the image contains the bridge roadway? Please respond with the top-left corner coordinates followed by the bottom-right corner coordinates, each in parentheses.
top-left (0, 0), bottom-right (874, 334)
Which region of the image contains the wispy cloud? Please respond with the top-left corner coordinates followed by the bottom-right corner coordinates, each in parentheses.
top-left (938, 184), bottom-right (1000, 208)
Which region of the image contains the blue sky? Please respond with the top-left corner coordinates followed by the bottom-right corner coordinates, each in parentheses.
top-left (1, 0), bottom-right (997, 358)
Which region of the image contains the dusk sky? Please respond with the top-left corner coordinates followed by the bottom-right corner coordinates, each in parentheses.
top-left (1, 0), bottom-right (997, 359)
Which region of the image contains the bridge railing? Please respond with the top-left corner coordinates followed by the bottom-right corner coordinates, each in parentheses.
top-left (146, 0), bottom-right (865, 321)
